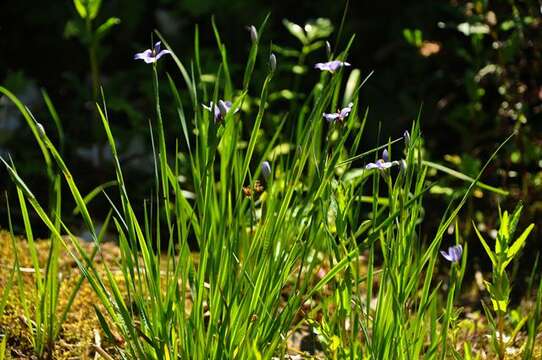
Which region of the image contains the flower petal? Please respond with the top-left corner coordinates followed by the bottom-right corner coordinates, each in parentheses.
top-left (155, 49), bottom-right (171, 61)
top-left (323, 113), bottom-right (340, 122)
top-left (379, 161), bottom-right (395, 169)
top-left (203, 102), bottom-right (220, 120)
top-left (314, 63), bottom-right (327, 71)
top-left (154, 41), bottom-right (162, 53)
top-left (340, 103), bottom-right (353, 118)
top-left (261, 161), bottom-right (271, 180)
top-left (314, 60), bottom-right (351, 72)
top-left (452, 245), bottom-right (463, 262)
top-left (218, 100), bottom-right (230, 117)
top-left (440, 250), bottom-right (453, 262)
top-left (202, 102), bottom-right (214, 112)
top-left (134, 49), bottom-right (154, 63)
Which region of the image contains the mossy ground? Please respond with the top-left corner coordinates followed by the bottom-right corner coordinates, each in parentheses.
top-left (0, 231), bottom-right (121, 359)
top-left (0, 230), bottom-right (541, 359)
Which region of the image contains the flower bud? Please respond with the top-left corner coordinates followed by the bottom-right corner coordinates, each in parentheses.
top-left (403, 130), bottom-right (410, 146)
top-left (382, 149), bottom-right (389, 162)
top-left (36, 122), bottom-right (46, 137)
top-left (247, 25), bottom-right (258, 43)
top-left (261, 161), bottom-right (271, 180)
top-left (269, 53), bottom-right (277, 72)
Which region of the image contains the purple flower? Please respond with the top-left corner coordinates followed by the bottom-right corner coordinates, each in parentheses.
top-left (202, 100), bottom-right (237, 123)
top-left (314, 60), bottom-right (351, 72)
top-left (134, 41), bottom-right (171, 64)
top-left (323, 103), bottom-right (353, 123)
top-left (365, 149), bottom-right (400, 170)
top-left (440, 244), bottom-right (463, 263)
top-left (261, 161), bottom-right (271, 180)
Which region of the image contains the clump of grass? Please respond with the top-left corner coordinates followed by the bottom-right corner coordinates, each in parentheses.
top-left (474, 204), bottom-right (535, 359)
top-left (1, 13), bottom-right (538, 360)
top-left (0, 85), bottom-right (68, 358)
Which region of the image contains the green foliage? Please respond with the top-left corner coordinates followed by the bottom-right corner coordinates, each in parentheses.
top-left (65, 0), bottom-right (120, 139)
top-left (283, 18), bottom-right (333, 46)
top-left (402, 28), bottom-right (423, 47)
top-left (474, 203), bottom-right (534, 359)
top-left (73, 0), bottom-right (102, 20)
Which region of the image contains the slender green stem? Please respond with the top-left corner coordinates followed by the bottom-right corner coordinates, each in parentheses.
top-left (498, 312), bottom-right (505, 360)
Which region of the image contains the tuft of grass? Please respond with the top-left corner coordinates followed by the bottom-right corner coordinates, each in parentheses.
top-left (474, 203), bottom-right (535, 360)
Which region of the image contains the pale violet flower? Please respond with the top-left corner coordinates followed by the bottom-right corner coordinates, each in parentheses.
top-left (323, 103), bottom-right (353, 123)
top-left (314, 60), bottom-right (351, 72)
top-left (134, 41), bottom-right (171, 64)
top-left (202, 100), bottom-right (237, 123)
top-left (440, 244), bottom-right (463, 263)
top-left (365, 149), bottom-right (400, 170)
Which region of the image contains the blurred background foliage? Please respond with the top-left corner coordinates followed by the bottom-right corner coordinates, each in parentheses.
top-left (0, 0), bottom-right (541, 284)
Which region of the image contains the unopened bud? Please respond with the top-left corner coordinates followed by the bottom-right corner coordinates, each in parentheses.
top-left (247, 25), bottom-right (258, 43)
top-left (269, 53), bottom-right (277, 72)
top-left (382, 149), bottom-right (389, 162)
top-left (403, 130), bottom-right (410, 146)
top-left (261, 161), bottom-right (271, 180)
top-left (36, 122), bottom-right (46, 137)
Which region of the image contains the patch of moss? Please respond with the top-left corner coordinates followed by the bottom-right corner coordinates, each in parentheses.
top-left (0, 230), bottom-right (120, 359)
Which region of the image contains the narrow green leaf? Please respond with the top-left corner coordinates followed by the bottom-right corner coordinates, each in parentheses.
top-left (72, 180), bottom-right (117, 215)
top-left (282, 19), bottom-right (307, 44)
top-left (473, 221), bottom-right (497, 266)
top-left (0, 334), bottom-right (7, 360)
top-left (423, 160), bottom-right (509, 196)
top-left (87, 0), bottom-right (102, 19)
top-left (95, 17), bottom-right (121, 41)
top-left (73, 0), bottom-right (87, 18)
top-left (506, 223), bottom-right (534, 261)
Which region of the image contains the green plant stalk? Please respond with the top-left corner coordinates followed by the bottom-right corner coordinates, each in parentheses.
top-left (523, 274), bottom-right (542, 360)
top-left (498, 310), bottom-right (505, 360)
top-left (152, 62), bottom-right (171, 228)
